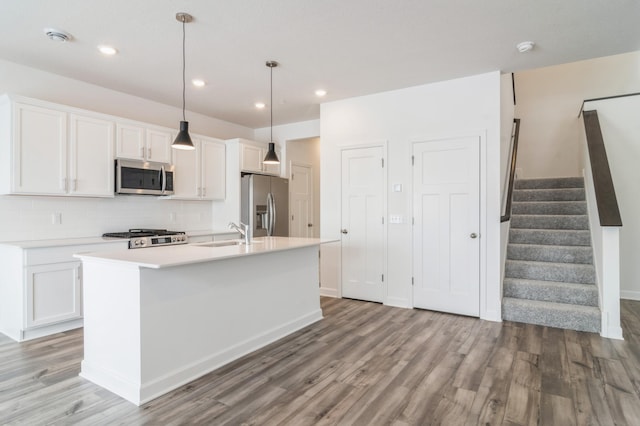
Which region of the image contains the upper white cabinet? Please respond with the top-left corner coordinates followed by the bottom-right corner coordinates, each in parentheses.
top-left (69, 114), bottom-right (114, 197)
top-left (0, 96), bottom-right (114, 197)
top-left (116, 123), bottom-right (172, 164)
top-left (238, 139), bottom-right (281, 176)
top-left (171, 136), bottom-right (225, 200)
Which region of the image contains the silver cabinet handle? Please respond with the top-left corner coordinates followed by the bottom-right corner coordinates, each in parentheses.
top-left (470, 233), bottom-right (478, 239)
top-left (341, 229), bottom-right (348, 234)
top-left (148, 148), bottom-right (152, 159)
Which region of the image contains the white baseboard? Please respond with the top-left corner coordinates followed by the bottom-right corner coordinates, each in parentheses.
top-left (384, 297), bottom-right (411, 309)
top-left (621, 290), bottom-right (640, 301)
top-left (320, 287), bottom-right (338, 298)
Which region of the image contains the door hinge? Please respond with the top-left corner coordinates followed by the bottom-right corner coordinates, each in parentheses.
top-left (292, 214), bottom-right (294, 221)
top-left (411, 155), bottom-right (415, 166)
top-left (412, 277), bottom-right (414, 286)
top-left (381, 158), bottom-right (384, 168)
top-left (291, 173), bottom-right (294, 180)
top-left (382, 274), bottom-right (384, 282)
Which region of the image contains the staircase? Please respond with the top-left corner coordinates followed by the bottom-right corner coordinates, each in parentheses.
top-left (502, 177), bottom-right (601, 333)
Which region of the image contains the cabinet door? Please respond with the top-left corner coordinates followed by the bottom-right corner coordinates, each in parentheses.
top-left (146, 128), bottom-right (172, 164)
top-left (240, 143), bottom-right (264, 173)
top-left (13, 103), bottom-right (67, 195)
top-left (172, 140), bottom-right (200, 198)
top-left (26, 262), bottom-right (82, 328)
top-left (116, 123), bottom-right (145, 160)
top-left (69, 114), bottom-right (114, 197)
top-left (200, 139), bottom-right (226, 200)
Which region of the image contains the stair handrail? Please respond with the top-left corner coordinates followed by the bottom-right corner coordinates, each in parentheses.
top-left (578, 92), bottom-right (640, 117)
top-left (581, 110), bottom-right (622, 227)
top-left (501, 118), bottom-right (521, 223)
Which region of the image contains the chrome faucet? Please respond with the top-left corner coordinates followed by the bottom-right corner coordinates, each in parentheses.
top-left (228, 222), bottom-right (251, 245)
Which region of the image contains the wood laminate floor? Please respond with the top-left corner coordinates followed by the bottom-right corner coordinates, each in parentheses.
top-left (2, 298), bottom-right (640, 425)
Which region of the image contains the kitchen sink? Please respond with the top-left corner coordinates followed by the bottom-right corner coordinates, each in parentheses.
top-left (193, 239), bottom-right (263, 248)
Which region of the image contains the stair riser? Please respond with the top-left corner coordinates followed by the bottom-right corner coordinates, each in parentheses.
top-left (507, 245), bottom-right (593, 264)
top-left (515, 177), bottom-right (585, 189)
top-left (503, 281), bottom-right (598, 307)
top-left (505, 261), bottom-right (595, 284)
top-left (511, 202), bottom-right (587, 215)
top-left (509, 229), bottom-right (591, 246)
top-left (511, 215), bottom-right (589, 230)
top-left (513, 189), bottom-right (585, 202)
top-left (502, 301), bottom-right (600, 333)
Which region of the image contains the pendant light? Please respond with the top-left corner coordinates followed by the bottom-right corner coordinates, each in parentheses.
top-left (263, 60), bottom-right (280, 164)
top-left (172, 12), bottom-right (195, 150)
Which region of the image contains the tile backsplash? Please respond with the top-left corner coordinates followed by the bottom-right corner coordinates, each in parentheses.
top-left (0, 195), bottom-right (214, 242)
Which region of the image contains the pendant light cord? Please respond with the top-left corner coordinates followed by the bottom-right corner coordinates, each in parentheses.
top-left (181, 16), bottom-right (186, 121)
top-left (270, 64), bottom-right (273, 143)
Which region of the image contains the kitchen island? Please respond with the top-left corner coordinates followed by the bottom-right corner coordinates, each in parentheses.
top-left (74, 237), bottom-right (327, 405)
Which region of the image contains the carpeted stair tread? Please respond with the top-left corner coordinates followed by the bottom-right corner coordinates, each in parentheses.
top-left (510, 214), bottom-right (589, 230)
top-left (511, 201), bottom-right (587, 215)
top-left (507, 243), bottom-right (593, 264)
top-left (503, 278), bottom-right (598, 307)
top-left (509, 229), bottom-right (591, 246)
top-left (514, 177), bottom-right (585, 189)
top-left (502, 297), bottom-right (600, 333)
top-left (505, 259), bottom-right (595, 284)
top-left (513, 188), bottom-right (585, 202)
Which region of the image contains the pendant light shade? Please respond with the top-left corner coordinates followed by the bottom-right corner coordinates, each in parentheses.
top-left (263, 61), bottom-right (280, 165)
top-left (172, 12), bottom-right (195, 151)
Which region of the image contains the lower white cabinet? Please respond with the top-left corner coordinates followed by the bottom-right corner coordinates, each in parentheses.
top-left (26, 262), bottom-right (82, 328)
top-left (0, 240), bottom-right (127, 342)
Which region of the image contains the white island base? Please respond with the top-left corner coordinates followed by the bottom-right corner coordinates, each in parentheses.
top-left (78, 241), bottom-right (323, 405)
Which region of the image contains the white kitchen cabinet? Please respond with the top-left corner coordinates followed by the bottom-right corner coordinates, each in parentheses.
top-left (0, 97), bottom-right (114, 197)
top-left (240, 140), bottom-right (281, 176)
top-left (116, 122), bottom-right (172, 164)
top-left (26, 262), bottom-right (82, 328)
top-left (69, 114), bottom-right (114, 197)
top-left (0, 239), bottom-right (127, 342)
top-left (171, 136), bottom-right (225, 200)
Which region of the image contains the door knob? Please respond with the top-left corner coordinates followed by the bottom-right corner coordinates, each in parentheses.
top-left (308, 223), bottom-right (313, 228)
top-left (341, 229), bottom-right (348, 234)
top-left (470, 233), bottom-right (478, 239)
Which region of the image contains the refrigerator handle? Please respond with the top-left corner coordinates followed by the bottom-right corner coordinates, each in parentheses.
top-left (267, 192), bottom-right (275, 236)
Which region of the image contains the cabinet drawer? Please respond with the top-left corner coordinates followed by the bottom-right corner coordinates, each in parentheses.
top-left (25, 242), bottom-right (128, 266)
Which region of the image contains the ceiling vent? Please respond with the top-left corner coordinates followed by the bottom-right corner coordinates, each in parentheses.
top-left (44, 28), bottom-right (72, 42)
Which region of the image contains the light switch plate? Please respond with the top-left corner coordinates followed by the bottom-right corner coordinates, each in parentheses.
top-left (392, 184), bottom-right (403, 192)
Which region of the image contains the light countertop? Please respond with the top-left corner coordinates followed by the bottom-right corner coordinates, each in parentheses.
top-left (74, 237), bottom-right (333, 269)
top-left (0, 229), bottom-right (235, 249)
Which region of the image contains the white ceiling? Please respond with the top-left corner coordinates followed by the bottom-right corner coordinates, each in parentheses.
top-left (1, 0), bottom-right (638, 129)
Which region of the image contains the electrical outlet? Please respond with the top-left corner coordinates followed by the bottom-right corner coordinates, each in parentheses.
top-left (169, 212), bottom-right (177, 223)
top-left (51, 212), bottom-right (62, 225)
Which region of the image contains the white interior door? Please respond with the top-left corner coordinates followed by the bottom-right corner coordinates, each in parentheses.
top-left (290, 163), bottom-right (313, 238)
top-left (412, 136), bottom-right (480, 317)
top-left (341, 146), bottom-right (385, 303)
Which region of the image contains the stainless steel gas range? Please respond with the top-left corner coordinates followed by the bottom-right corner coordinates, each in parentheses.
top-left (102, 229), bottom-right (188, 249)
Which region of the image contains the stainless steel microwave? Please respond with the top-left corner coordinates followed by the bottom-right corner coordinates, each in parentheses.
top-left (115, 159), bottom-right (175, 195)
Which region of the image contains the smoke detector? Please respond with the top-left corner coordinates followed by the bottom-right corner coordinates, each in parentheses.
top-left (44, 28), bottom-right (72, 42)
top-left (516, 41), bottom-right (535, 53)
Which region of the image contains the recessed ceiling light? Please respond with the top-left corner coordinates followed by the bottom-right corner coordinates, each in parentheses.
top-left (98, 45), bottom-right (118, 55)
top-left (44, 28), bottom-right (72, 42)
top-left (516, 41), bottom-right (535, 53)
top-left (255, 102), bottom-right (266, 109)
top-left (192, 79), bottom-right (206, 87)
top-left (315, 89), bottom-right (327, 97)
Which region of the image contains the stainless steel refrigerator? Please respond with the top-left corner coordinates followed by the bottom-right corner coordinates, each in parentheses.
top-left (241, 174), bottom-right (289, 238)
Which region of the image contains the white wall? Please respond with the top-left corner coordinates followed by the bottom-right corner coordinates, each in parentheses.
top-left (584, 96), bottom-right (640, 301)
top-left (0, 59), bottom-right (254, 241)
top-left (500, 73), bottom-right (516, 289)
top-left (514, 51), bottom-right (640, 178)
top-left (320, 72), bottom-right (502, 320)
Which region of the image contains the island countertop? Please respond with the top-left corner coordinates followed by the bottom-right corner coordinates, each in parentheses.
top-left (74, 236), bottom-right (332, 269)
